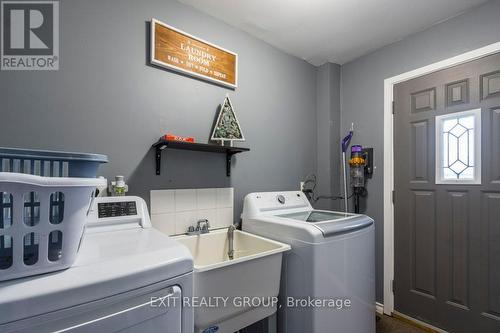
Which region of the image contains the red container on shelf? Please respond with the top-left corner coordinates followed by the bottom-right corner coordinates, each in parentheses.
top-left (162, 134), bottom-right (194, 143)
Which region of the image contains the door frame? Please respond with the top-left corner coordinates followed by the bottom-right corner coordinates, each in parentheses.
top-left (383, 41), bottom-right (500, 315)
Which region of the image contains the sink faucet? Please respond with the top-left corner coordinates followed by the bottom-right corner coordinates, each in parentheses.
top-left (197, 219), bottom-right (210, 232)
top-left (227, 224), bottom-right (236, 260)
top-left (186, 219), bottom-right (210, 235)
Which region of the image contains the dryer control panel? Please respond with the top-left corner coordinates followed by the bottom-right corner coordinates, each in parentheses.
top-left (86, 196), bottom-right (152, 231)
top-left (98, 201), bottom-right (137, 218)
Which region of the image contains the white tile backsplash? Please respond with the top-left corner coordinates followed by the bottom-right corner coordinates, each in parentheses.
top-left (175, 189), bottom-right (197, 212)
top-left (174, 211), bottom-right (198, 235)
top-left (216, 188), bottom-right (234, 208)
top-left (197, 209), bottom-right (217, 226)
top-left (197, 188), bottom-right (217, 209)
top-left (215, 207), bottom-right (234, 228)
top-left (150, 190), bottom-right (175, 214)
top-left (151, 213), bottom-right (176, 235)
top-left (150, 187), bottom-right (234, 236)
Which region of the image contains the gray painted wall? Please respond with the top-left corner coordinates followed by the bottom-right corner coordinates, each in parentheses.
top-left (340, 0), bottom-right (500, 302)
top-left (315, 63), bottom-right (341, 210)
top-left (0, 0), bottom-right (317, 221)
top-left (3, 0), bottom-right (498, 308)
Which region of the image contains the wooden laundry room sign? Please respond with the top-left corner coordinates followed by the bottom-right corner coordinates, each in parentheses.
top-left (150, 19), bottom-right (238, 89)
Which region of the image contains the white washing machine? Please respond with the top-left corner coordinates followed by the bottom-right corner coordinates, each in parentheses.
top-left (242, 191), bottom-right (375, 333)
top-left (0, 196), bottom-right (194, 333)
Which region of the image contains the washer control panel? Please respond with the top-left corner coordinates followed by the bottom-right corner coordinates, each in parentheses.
top-left (277, 194), bottom-right (286, 204)
top-left (244, 191), bottom-right (311, 213)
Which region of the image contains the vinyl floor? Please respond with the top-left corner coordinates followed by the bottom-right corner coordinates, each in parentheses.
top-left (377, 314), bottom-right (429, 333)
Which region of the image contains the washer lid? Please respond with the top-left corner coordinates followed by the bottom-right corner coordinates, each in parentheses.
top-left (0, 228), bottom-right (193, 324)
top-left (276, 210), bottom-right (373, 237)
top-left (277, 210), bottom-right (352, 222)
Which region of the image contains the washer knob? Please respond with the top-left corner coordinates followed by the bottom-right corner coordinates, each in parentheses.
top-left (277, 195), bottom-right (286, 204)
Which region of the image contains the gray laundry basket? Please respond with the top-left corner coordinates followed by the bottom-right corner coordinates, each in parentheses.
top-left (0, 148), bottom-right (107, 281)
top-left (0, 147), bottom-right (108, 177)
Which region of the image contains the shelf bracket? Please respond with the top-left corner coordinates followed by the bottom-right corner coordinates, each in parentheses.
top-left (226, 153), bottom-right (233, 177)
top-left (155, 147), bottom-right (162, 175)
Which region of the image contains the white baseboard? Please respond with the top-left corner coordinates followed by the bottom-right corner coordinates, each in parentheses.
top-left (376, 302), bottom-right (384, 315)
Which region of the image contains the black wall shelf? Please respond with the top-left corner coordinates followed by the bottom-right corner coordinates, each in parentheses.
top-left (152, 139), bottom-right (250, 176)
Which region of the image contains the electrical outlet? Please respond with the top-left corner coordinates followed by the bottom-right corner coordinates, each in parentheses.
top-left (300, 181), bottom-right (305, 191)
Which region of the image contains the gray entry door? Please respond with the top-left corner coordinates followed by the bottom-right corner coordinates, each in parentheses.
top-left (394, 52), bottom-right (500, 333)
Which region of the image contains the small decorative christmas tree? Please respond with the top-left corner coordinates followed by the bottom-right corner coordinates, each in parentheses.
top-left (211, 95), bottom-right (245, 146)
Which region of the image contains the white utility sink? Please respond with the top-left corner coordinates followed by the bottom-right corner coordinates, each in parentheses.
top-left (174, 228), bottom-right (290, 333)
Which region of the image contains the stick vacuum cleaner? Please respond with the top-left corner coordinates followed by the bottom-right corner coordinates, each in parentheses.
top-left (341, 124), bottom-right (354, 212)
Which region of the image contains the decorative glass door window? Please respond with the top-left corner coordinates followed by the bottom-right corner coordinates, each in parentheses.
top-left (435, 109), bottom-right (481, 184)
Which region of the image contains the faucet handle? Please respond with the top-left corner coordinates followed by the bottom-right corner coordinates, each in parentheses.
top-left (197, 219), bottom-right (210, 231)
top-left (197, 218), bottom-right (209, 225)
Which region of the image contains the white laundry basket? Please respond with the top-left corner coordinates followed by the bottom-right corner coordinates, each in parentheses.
top-left (0, 173), bottom-right (107, 281)
top-left (0, 147), bottom-right (108, 281)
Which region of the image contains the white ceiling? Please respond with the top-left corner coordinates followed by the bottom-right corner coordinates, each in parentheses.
top-left (177, 0), bottom-right (488, 65)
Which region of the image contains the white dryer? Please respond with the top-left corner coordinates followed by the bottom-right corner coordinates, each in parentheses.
top-left (242, 191), bottom-right (375, 333)
top-left (0, 196), bottom-right (193, 333)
